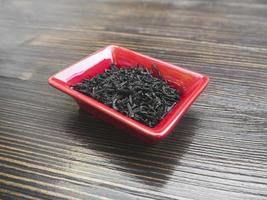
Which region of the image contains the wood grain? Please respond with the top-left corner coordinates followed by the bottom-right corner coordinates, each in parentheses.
top-left (0, 0), bottom-right (266, 199)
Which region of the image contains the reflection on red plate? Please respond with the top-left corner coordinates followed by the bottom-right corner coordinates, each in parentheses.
top-left (48, 45), bottom-right (209, 143)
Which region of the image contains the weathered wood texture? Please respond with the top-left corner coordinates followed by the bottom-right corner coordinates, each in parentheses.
top-left (0, 0), bottom-right (266, 199)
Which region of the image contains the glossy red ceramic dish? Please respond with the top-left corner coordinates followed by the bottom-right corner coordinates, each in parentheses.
top-left (48, 45), bottom-right (209, 143)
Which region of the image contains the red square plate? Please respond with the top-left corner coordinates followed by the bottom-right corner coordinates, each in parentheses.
top-left (48, 45), bottom-right (209, 143)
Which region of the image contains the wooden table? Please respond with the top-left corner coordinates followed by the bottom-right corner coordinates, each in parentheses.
top-left (1, 0), bottom-right (266, 199)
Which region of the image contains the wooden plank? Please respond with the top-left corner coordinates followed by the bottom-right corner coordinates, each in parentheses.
top-left (0, 0), bottom-right (266, 199)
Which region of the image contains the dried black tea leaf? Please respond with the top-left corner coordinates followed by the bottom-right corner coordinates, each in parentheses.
top-left (72, 64), bottom-right (180, 127)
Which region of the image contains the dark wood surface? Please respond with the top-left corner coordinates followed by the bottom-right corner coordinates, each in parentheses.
top-left (0, 0), bottom-right (266, 199)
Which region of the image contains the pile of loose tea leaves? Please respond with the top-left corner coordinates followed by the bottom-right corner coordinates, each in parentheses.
top-left (72, 64), bottom-right (180, 127)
